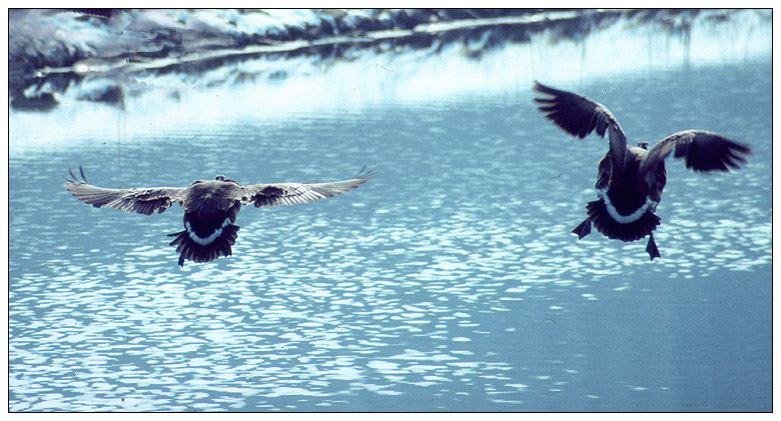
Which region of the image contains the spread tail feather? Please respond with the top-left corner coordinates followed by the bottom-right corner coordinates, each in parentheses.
top-left (167, 224), bottom-right (240, 266)
top-left (586, 199), bottom-right (660, 242)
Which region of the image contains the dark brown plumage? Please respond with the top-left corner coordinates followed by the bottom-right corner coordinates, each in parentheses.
top-left (64, 167), bottom-right (376, 266)
top-left (533, 81), bottom-right (751, 260)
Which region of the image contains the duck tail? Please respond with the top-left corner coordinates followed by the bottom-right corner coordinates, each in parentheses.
top-left (167, 224), bottom-right (240, 267)
top-left (586, 199), bottom-right (660, 242)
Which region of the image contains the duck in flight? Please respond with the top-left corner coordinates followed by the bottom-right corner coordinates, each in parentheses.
top-left (64, 167), bottom-right (375, 266)
top-left (533, 81), bottom-right (751, 260)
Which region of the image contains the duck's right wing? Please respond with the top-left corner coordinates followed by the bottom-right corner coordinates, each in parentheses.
top-left (63, 166), bottom-right (184, 215)
top-left (640, 130), bottom-right (751, 175)
top-left (242, 167), bottom-right (376, 208)
top-left (533, 81), bottom-right (627, 168)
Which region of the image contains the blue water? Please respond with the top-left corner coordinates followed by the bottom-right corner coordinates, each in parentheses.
top-left (9, 11), bottom-right (772, 412)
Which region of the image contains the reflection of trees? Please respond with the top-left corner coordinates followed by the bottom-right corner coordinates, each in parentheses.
top-left (7, 9), bottom-right (749, 111)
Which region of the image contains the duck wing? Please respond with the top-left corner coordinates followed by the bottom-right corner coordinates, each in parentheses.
top-left (63, 166), bottom-right (184, 215)
top-left (533, 81), bottom-right (628, 169)
top-left (640, 130), bottom-right (751, 175)
top-left (241, 167), bottom-right (376, 208)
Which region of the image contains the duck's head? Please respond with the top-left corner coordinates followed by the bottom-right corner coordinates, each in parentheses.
top-left (215, 175), bottom-right (238, 184)
top-left (637, 142), bottom-right (649, 150)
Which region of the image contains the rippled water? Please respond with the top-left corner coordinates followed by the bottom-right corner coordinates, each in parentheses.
top-left (9, 13), bottom-right (771, 412)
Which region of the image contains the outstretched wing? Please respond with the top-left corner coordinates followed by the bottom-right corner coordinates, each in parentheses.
top-left (640, 130), bottom-right (751, 175)
top-left (533, 81), bottom-right (627, 168)
top-left (63, 166), bottom-right (184, 215)
top-left (242, 167), bottom-right (376, 208)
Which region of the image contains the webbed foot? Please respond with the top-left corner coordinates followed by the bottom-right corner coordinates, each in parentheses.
top-left (572, 219), bottom-right (591, 240)
top-left (646, 234), bottom-right (661, 261)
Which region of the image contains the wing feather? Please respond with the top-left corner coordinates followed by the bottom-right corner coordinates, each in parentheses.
top-left (243, 167), bottom-right (376, 209)
top-left (63, 166), bottom-right (183, 215)
top-left (640, 130), bottom-right (751, 175)
top-left (533, 81), bottom-right (628, 169)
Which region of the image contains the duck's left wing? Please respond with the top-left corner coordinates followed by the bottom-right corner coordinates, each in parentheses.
top-left (533, 81), bottom-right (627, 168)
top-left (242, 167), bottom-right (376, 208)
top-left (640, 130), bottom-right (751, 175)
top-left (63, 166), bottom-right (184, 215)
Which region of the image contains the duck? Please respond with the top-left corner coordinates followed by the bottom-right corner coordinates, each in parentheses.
top-left (64, 166), bottom-right (376, 266)
top-left (532, 81), bottom-right (751, 260)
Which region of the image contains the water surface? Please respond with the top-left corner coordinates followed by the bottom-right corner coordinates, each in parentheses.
top-left (8, 10), bottom-right (772, 412)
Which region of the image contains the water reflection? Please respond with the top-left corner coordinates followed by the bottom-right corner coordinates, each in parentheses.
top-left (9, 9), bottom-right (771, 113)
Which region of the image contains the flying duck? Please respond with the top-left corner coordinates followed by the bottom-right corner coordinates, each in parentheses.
top-left (533, 81), bottom-right (751, 260)
top-left (64, 166), bottom-right (376, 266)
